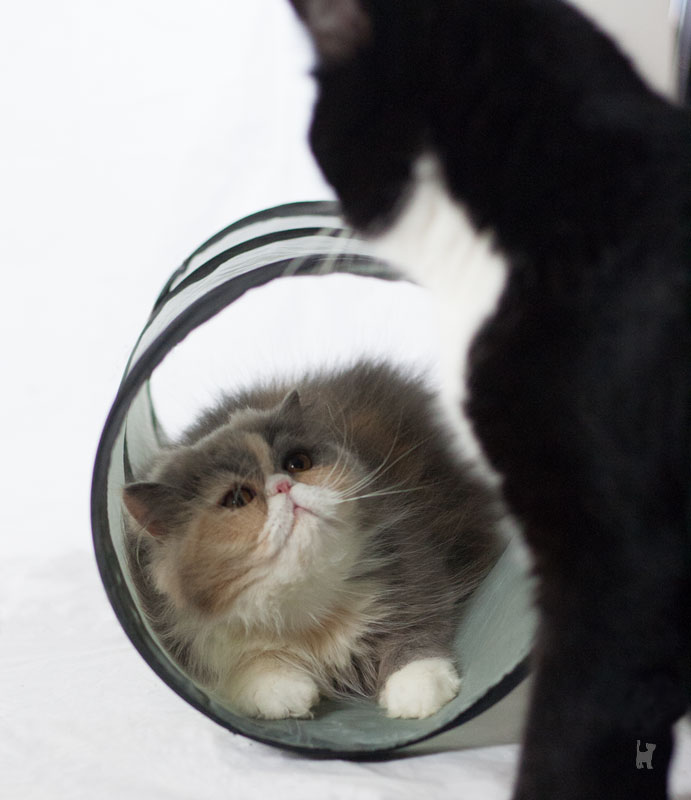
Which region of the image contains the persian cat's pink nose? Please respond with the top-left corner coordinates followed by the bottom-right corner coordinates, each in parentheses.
top-left (274, 479), bottom-right (292, 495)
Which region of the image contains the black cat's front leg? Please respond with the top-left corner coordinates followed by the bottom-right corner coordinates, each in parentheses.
top-left (514, 671), bottom-right (679, 799)
top-left (514, 540), bottom-right (688, 800)
top-left (467, 234), bottom-right (691, 799)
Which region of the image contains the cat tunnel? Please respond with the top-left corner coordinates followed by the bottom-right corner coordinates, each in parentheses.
top-left (91, 201), bottom-right (536, 757)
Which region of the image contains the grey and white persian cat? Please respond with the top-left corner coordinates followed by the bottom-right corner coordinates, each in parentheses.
top-left (122, 361), bottom-right (502, 720)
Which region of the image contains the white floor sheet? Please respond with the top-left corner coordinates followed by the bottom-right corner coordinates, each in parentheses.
top-left (2, 552), bottom-right (690, 800)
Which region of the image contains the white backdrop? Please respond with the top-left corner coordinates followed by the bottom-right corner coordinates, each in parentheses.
top-left (1, 1), bottom-right (331, 559)
top-left (1, 2), bottom-right (689, 799)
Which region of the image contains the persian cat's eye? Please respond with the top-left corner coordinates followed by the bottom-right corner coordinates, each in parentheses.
top-left (283, 452), bottom-right (312, 472)
top-left (221, 486), bottom-right (256, 509)
top-left (122, 362), bottom-right (502, 722)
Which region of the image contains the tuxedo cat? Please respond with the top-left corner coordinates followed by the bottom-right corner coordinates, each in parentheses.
top-left (287, 1), bottom-right (691, 797)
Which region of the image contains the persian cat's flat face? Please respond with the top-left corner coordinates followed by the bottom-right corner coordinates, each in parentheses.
top-left (124, 391), bottom-right (370, 630)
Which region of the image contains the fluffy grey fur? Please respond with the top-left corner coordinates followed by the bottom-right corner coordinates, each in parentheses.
top-left (123, 361), bottom-right (503, 717)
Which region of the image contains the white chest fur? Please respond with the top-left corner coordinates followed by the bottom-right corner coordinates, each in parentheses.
top-left (373, 156), bottom-right (509, 486)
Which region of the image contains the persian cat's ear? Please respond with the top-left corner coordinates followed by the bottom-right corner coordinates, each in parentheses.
top-left (122, 482), bottom-right (192, 538)
top-left (276, 388), bottom-right (303, 422)
top-left (287, 0), bottom-right (372, 63)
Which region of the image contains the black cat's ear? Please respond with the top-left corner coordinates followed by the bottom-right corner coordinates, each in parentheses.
top-left (277, 389), bottom-right (303, 422)
top-left (288, 0), bottom-right (372, 63)
top-left (122, 482), bottom-right (189, 538)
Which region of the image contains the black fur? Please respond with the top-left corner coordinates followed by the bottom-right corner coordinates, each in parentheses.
top-left (289, 0), bottom-right (691, 797)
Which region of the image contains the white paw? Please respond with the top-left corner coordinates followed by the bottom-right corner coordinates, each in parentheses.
top-left (228, 666), bottom-right (320, 720)
top-left (380, 657), bottom-right (461, 719)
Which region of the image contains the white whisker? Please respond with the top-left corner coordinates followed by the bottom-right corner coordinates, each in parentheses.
top-left (338, 483), bottom-right (437, 503)
top-left (342, 432), bottom-right (435, 500)
top-left (317, 226), bottom-right (355, 275)
top-left (280, 225), bottom-right (343, 278)
top-left (341, 412), bottom-right (405, 497)
top-left (324, 401), bottom-right (355, 488)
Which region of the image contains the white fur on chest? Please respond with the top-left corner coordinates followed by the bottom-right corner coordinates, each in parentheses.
top-left (374, 156), bottom-right (508, 484)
